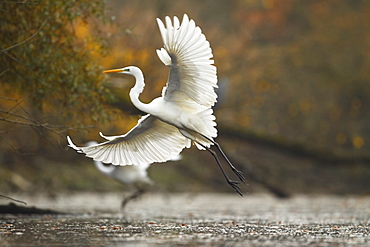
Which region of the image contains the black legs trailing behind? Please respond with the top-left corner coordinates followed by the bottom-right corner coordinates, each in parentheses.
top-left (121, 189), bottom-right (146, 209)
top-left (199, 136), bottom-right (245, 196)
top-left (212, 141), bottom-right (246, 183)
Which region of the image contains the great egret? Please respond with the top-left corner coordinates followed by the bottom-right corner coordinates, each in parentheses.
top-left (67, 14), bottom-right (245, 195)
top-left (86, 141), bottom-right (153, 208)
top-left (87, 141), bottom-right (182, 208)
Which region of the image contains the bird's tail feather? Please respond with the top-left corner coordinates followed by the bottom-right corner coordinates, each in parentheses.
top-left (191, 108), bottom-right (217, 150)
top-left (197, 108), bottom-right (217, 139)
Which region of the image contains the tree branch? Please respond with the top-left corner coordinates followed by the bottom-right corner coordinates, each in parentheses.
top-left (0, 195), bottom-right (27, 206)
top-left (219, 123), bottom-right (370, 165)
top-left (2, 20), bottom-right (47, 53)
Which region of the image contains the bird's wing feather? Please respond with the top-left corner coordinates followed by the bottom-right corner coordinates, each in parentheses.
top-left (156, 14), bottom-right (218, 111)
top-left (67, 115), bottom-right (187, 166)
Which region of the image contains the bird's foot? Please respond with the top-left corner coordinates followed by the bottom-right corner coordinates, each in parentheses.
top-left (121, 199), bottom-right (129, 209)
top-left (228, 180), bottom-right (243, 197)
top-left (232, 168), bottom-right (246, 183)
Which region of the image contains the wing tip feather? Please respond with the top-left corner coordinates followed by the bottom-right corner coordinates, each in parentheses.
top-left (66, 136), bottom-right (86, 154)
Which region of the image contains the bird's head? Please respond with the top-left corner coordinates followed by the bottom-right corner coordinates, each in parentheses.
top-left (103, 66), bottom-right (141, 76)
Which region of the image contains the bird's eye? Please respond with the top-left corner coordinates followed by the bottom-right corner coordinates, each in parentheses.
top-left (125, 68), bottom-right (130, 72)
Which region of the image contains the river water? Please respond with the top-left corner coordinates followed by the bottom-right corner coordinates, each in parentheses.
top-left (1, 193), bottom-right (369, 246)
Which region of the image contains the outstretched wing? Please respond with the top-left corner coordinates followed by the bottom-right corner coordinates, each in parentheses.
top-left (156, 14), bottom-right (218, 111)
top-left (67, 115), bottom-right (187, 166)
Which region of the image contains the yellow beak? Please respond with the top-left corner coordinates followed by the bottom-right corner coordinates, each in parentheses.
top-left (103, 68), bottom-right (123, 73)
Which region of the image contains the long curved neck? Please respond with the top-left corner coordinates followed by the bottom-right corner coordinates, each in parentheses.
top-left (129, 70), bottom-right (153, 114)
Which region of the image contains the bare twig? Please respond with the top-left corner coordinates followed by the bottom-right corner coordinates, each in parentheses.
top-left (0, 69), bottom-right (10, 78)
top-left (0, 109), bottom-right (40, 125)
top-left (0, 195), bottom-right (27, 205)
top-left (0, 115), bottom-right (93, 136)
top-left (0, 95), bottom-right (18, 101)
top-left (2, 20), bottom-right (47, 53)
top-left (1, 1), bottom-right (38, 4)
top-left (2, 51), bottom-right (26, 66)
top-left (0, 108), bottom-right (94, 138)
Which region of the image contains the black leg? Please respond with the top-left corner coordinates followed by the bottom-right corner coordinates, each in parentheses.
top-left (200, 134), bottom-right (245, 183)
top-left (199, 143), bottom-right (243, 196)
top-left (213, 141), bottom-right (245, 183)
top-left (121, 188), bottom-right (145, 209)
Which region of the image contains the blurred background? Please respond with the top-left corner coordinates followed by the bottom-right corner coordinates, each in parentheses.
top-left (1, 0), bottom-right (369, 198)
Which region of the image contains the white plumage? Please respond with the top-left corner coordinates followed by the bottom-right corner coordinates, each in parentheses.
top-left (67, 14), bottom-right (245, 195)
top-left (86, 141), bottom-right (152, 208)
top-left (95, 160), bottom-right (152, 186)
top-left (87, 141), bottom-right (182, 208)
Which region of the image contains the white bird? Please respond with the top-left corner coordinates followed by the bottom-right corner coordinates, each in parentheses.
top-left (87, 141), bottom-right (182, 207)
top-left (86, 141), bottom-right (153, 208)
top-left (67, 14), bottom-right (245, 195)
